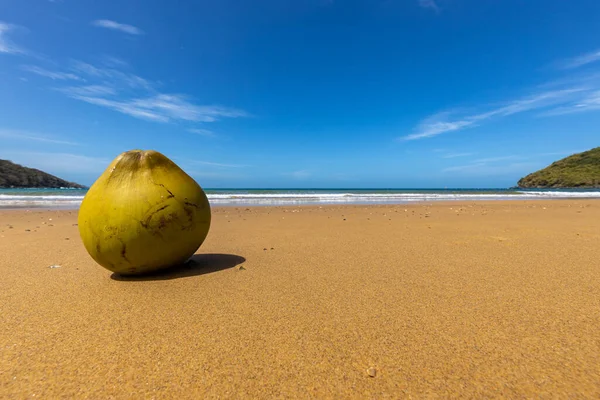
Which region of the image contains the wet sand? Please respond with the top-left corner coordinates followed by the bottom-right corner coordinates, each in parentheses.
top-left (1, 200), bottom-right (600, 398)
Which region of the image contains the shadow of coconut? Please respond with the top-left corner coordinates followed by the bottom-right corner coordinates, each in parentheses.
top-left (110, 253), bottom-right (246, 281)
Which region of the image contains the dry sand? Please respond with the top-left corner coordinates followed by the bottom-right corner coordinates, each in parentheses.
top-left (1, 200), bottom-right (600, 398)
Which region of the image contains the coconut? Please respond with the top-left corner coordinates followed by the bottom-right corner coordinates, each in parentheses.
top-left (78, 150), bottom-right (211, 275)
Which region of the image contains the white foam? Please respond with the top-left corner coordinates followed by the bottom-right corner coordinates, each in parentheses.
top-left (205, 191), bottom-right (600, 206)
top-left (1, 190), bottom-right (599, 208)
top-left (0, 194), bottom-right (85, 200)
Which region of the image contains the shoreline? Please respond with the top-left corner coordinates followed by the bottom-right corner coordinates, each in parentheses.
top-left (2, 200), bottom-right (600, 397)
top-left (1, 196), bottom-right (599, 211)
top-left (3, 188), bottom-right (600, 210)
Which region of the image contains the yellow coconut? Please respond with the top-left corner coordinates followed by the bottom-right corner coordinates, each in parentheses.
top-left (78, 150), bottom-right (211, 275)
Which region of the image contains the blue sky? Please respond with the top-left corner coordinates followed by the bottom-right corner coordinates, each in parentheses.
top-left (1, 0), bottom-right (599, 188)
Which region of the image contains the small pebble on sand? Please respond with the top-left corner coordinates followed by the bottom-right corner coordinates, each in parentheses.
top-left (367, 367), bottom-right (377, 377)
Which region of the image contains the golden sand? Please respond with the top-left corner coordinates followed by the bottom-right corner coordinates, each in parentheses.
top-left (1, 200), bottom-right (600, 398)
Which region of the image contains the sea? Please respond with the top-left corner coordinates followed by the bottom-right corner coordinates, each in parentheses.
top-left (1, 188), bottom-right (600, 209)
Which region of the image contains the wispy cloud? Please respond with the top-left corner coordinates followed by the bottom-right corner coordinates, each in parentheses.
top-left (406, 112), bottom-right (474, 140)
top-left (557, 49), bottom-right (600, 70)
top-left (402, 47), bottom-right (600, 141)
top-left (188, 128), bottom-right (217, 138)
top-left (442, 162), bottom-right (537, 175)
top-left (192, 160), bottom-right (248, 168)
top-left (58, 85), bottom-right (116, 97)
top-left (66, 93), bottom-right (248, 123)
top-left (128, 95), bottom-right (248, 122)
top-left (100, 55), bottom-right (129, 68)
top-left (69, 61), bottom-right (152, 90)
top-left (536, 150), bottom-right (585, 157)
top-left (540, 90), bottom-right (600, 116)
top-left (402, 88), bottom-right (584, 140)
top-left (442, 154), bottom-right (531, 174)
top-left (67, 95), bottom-right (169, 122)
top-left (442, 163), bottom-right (485, 172)
top-left (473, 155), bottom-right (519, 163)
top-left (285, 170), bottom-right (311, 179)
top-left (26, 60), bottom-right (250, 124)
top-left (0, 129), bottom-right (79, 145)
top-left (0, 151), bottom-right (109, 174)
top-left (418, 0), bottom-right (441, 13)
top-left (442, 152), bottom-right (474, 158)
top-left (443, 156), bottom-right (521, 172)
top-left (188, 171), bottom-right (245, 180)
top-left (442, 151), bottom-right (580, 174)
top-left (0, 22), bottom-right (25, 54)
top-left (92, 20), bottom-right (143, 35)
top-left (22, 65), bottom-right (83, 81)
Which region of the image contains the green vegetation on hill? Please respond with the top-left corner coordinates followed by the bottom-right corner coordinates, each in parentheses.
top-left (517, 147), bottom-right (600, 188)
top-left (0, 159), bottom-right (85, 188)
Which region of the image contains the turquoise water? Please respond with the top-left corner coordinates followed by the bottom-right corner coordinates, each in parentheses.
top-left (1, 187), bottom-right (600, 208)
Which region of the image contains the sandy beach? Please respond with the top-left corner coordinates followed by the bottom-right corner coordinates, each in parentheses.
top-left (1, 200), bottom-right (600, 398)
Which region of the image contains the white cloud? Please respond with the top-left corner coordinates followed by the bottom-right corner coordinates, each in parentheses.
top-left (0, 22), bottom-right (25, 54)
top-left (128, 95), bottom-right (248, 122)
top-left (442, 152), bottom-right (474, 158)
top-left (442, 162), bottom-right (539, 175)
top-left (70, 61), bottom-right (153, 90)
top-left (443, 155), bottom-right (520, 172)
top-left (402, 88), bottom-right (584, 140)
top-left (1, 151), bottom-right (109, 174)
top-left (442, 163), bottom-right (486, 172)
top-left (100, 55), bottom-right (129, 68)
top-left (192, 160), bottom-right (248, 168)
top-left (557, 49), bottom-right (600, 70)
top-left (67, 95), bottom-right (170, 122)
top-left (22, 65), bottom-right (83, 81)
top-left (331, 172), bottom-right (354, 181)
top-left (540, 90), bottom-right (600, 116)
top-left (473, 155), bottom-right (520, 163)
top-left (419, 0), bottom-right (440, 13)
top-left (286, 170), bottom-right (311, 179)
top-left (22, 58), bottom-right (250, 125)
top-left (59, 85), bottom-right (116, 97)
top-left (188, 128), bottom-right (217, 137)
top-left (20, 60), bottom-right (251, 124)
top-left (442, 150), bottom-right (580, 175)
top-left (402, 47), bottom-right (600, 141)
top-left (92, 20), bottom-right (143, 35)
top-left (405, 112), bottom-right (474, 140)
top-left (484, 89), bottom-right (587, 117)
top-left (0, 129), bottom-right (79, 146)
top-left (67, 93), bottom-right (248, 123)
top-left (535, 150), bottom-right (584, 157)
top-left (70, 60), bottom-right (109, 77)
top-left (188, 171), bottom-right (245, 179)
